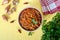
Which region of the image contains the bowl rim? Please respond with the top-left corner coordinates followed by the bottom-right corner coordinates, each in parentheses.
top-left (18, 6), bottom-right (43, 31)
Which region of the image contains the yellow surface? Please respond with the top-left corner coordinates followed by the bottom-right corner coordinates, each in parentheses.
top-left (0, 0), bottom-right (56, 40)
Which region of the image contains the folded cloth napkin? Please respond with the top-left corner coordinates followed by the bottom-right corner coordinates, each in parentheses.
top-left (40, 0), bottom-right (60, 14)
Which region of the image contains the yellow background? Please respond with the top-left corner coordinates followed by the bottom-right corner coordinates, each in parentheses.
top-left (0, 0), bottom-right (56, 40)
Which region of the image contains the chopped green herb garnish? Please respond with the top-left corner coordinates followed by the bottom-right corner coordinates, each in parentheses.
top-left (28, 32), bottom-right (33, 36)
top-left (41, 12), bottom-right (60, 40)
top-left (31, 18), bottom-right (38, 25)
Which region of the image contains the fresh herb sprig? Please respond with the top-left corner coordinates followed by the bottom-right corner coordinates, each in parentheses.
top-left (28, 32), bottom-right (34, 36)
top-left (41, 12), bottom-right (60, 40)
top-left (31, 18), bottom-right (38, 25)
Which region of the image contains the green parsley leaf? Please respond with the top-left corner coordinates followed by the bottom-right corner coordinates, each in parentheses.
top-left (31, 18), bottom-right (38, 25)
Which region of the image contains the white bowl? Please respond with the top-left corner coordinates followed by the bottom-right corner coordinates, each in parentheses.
top-left (18, 6), bottom-right (43, 31)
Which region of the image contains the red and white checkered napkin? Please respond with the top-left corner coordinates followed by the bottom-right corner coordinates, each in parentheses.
top-left (40, 0), bottom-right (60, 15)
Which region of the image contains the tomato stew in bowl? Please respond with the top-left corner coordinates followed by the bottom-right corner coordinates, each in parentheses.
top-left (18, 8), bottom-right (42, 31)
